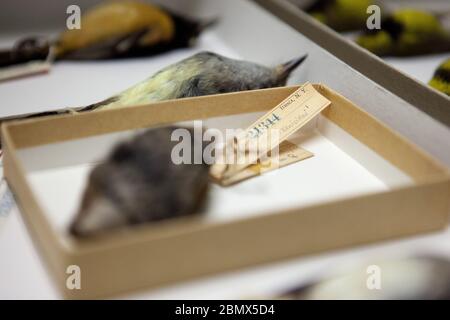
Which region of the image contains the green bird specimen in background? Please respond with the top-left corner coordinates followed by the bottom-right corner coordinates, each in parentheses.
top-left (80, 51), bottom-right (307, 111)
top-left (356, 9), bottom-right (450, 57)
top-left (429, 57), bottom-right (450, 96)
top-left (304, 0), bottom-right (375, 32)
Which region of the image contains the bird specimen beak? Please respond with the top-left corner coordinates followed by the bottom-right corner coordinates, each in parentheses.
top-left (279, 54), bottom-right (308, 79)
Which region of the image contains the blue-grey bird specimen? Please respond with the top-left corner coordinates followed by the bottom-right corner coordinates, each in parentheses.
top-left (70, 126), bottom-right (210, 237)
top-left (0, 51), bottom-right (307, 153)
top-left (81, 51), bottom-right (308, 111)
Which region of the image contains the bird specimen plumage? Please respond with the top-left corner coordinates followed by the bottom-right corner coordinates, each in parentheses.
top-left (81, 51), bottom-right (308, 111)
top-left (54, 0), bottom-right (215, 60)
top-left (70, 126), bottom-right (210, 237)
top-left (304, 0), bottom-right (374, 32)
top-left (356, 9), bottom-right (450, 57)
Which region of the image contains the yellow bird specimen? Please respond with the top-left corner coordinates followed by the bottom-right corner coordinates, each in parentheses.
top-left (54, 0), bottom-right (214, 60)
top-left (429, 57), bottom-right (450, 96)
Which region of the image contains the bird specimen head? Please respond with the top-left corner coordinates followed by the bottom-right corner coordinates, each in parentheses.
top-left (273, 55), bottom-right (309, 86)
top-left (167, 52), bottom-right (308, 95)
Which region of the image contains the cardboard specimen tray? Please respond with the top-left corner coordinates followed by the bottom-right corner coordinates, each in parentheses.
top-left (2, 84), bottom-right (450, 299)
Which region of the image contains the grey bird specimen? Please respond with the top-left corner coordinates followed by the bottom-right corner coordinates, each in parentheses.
top-left (81, 51), bottom-right (308, 111)
top-left (70, 126), bottom-right (210, 237)
top-left (0, 51), bottom-right (307, 123)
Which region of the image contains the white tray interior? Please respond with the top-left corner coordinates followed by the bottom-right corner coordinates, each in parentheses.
top-left (17, 112), bottom-right (412, 236)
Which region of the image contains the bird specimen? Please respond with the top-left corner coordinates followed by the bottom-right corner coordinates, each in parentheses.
top-left (304, 0), bottom-right (375, 32)
top-left (356, 9), bottom-right (450, 57)
top-left (429, 57), bottom-right (450, 96)
top-left (0, 37), bottom-right (51, 68)
top-left (0, 0), bottom-right (214, 66)
top-left (302, 1), bottom-right (450, 57)
top-left (0, 51), bottom-right (307, 152)
top-left (70, 126), bottom-right (210, 237)
top-left (80, 51), bottom-right (308, 111)
top-left (55, 0), bottom-right (215, 60)
top-left (280, 256), bottom-right (450, 300)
